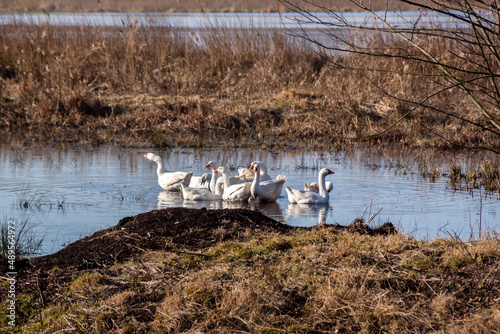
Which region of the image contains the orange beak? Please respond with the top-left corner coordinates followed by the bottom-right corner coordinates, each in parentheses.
top-left (204, 163), bottom-right (211, 168)
top-left (214, 169), bottom-right (219, 173)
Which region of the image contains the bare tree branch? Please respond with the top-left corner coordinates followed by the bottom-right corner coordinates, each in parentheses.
top-left (279, 0), bottom-right (500, 150)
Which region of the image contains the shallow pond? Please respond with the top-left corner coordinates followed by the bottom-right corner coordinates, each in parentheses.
top-left (0, 11), bottom-right (451, 29)
top-left (0, 146), bottom-right (498, 256)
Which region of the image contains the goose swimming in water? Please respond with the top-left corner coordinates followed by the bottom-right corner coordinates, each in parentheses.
top-left (285, 168), bottom-right (335, 204)
top-left (144, 153), bottom-right (193, 191)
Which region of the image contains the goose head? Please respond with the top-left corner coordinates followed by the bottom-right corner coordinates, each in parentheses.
top-left (250, 161), bottom-right (267, 174)
top-left (200, 172), bottom-right (211, 185)
top-left (320, 168), bottom-right (335, 176)
top-left (214, 166), bottom-right (223, 175)
top-left (204, 161), bottom-right (216, 169)
top-left (144, 153), bottom-right (162, 163)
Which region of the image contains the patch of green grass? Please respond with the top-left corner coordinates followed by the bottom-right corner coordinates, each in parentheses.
top-left (411, 256), bottom-right (438, 271)
top-left (0, 295), bottom-right (39, 329)
top-left (69, 272), bottom-right (104, 296)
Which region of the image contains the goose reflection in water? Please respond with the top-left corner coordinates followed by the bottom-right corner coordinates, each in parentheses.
top-left (286, 203), bottom-right (331, 225)
top-left (156, 190), bottom-right (289, 222)
top-left (156, 191), bottom-right (246, 211)
top-left (157, 190), bottom-right (183, 209)
top-left (157, 189), bottom-right (330, 226)
top-left (248, 201), bottom-right (285, 223)
top-left (157, 190), bottom-right (220, 210)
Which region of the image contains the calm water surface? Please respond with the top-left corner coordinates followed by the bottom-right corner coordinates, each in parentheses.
top-left (0, 11), bottom-right (451, 29)
top-left (0, 146), bottom-right (498, 256)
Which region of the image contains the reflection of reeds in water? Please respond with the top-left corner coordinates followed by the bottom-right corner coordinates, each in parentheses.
top-left (448, 160), bottom-right (500, 193)
top-left (16, 189), bottom-right (66, 210)
top-left (109, 185), bottom-right (149, 202)
top-left (16, 189), bottom-right (97, 209)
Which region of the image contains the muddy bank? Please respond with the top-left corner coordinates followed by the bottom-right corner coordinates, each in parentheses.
top-left (7, 207), bottom-right (395, 274)
top-left (2, 208), bottom-right (500, 333)
top-left (1, 208), bottom-right (395, 306)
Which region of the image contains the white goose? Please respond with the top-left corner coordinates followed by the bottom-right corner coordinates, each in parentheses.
top-left (235, 167), bottom-right (255, 182)
top-left (206, 161), bottom-right (245, 191)
top-left (204, 161), bottom-right (220, 193)
top-left (180, 183), bottom-right (222, 201)
top-left (250, 164), bottom-right (287, 202)
top-left (144, 153), bottom-right (193, 191)
top-left (249, 161), bottom-right (273, 181)
top-left (217, 166), bottom-right (252, 202)
top-left (189, 172), bottom-right (211, 189)
top-left (304, 181), bottom-right (333, 193)
top-left (285, 168), bottom-right (335, 204)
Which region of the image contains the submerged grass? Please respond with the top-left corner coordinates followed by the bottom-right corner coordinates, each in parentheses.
top-left (5, 227), bottom-right (500, 333)
top-left (448, 160), bottom-right (500, 193)
top-left (0, 216), bottom-right (44, 258)
top-left (16, 190), bottom-right (66, 210)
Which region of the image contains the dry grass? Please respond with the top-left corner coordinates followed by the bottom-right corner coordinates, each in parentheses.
top-left (6, 228), bottom-right (500, 333)
top-left (1, 16), bottom-right (499, 191)
top-left (1, 22), bottom-right (498, 152)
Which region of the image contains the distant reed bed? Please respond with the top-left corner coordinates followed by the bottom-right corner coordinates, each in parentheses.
top-left (0, 0), bottom-right (412, 14)
top-left (0, 17), bottom-right (497, 155)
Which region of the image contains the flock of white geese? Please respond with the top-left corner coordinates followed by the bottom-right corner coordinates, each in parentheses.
top-left (144, 152), bottom-right (335, 204)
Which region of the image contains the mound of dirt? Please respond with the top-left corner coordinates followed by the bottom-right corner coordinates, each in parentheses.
top-left (0, 208), bottom-right (396, 309)
top-left (28, 207), bottom-right (294, 272)
top-left (2, 208), bottom-right (395, 275)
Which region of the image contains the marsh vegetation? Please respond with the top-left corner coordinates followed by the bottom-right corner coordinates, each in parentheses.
top-left (0, 217), bottom-right (43, 258)
top-left (1, 1), bottom-right (500, 332)
top-left (0, 11), bottom-right (498, 154)
top-left (1, 10), bottom-right (499, 189)
top-left (1, 208), bottom-right (499, 333)
top-left (0, 0), bottom-right (416, 14)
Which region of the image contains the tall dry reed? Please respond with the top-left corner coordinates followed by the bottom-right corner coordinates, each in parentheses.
top-left (0, 19), bottom-right (498, 153)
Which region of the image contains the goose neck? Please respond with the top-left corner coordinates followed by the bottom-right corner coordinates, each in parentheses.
top-left (318, 171), bottom-right (328, 197)
top-left (155, 158), bottom-right (166, 176)
top-left (252, 168), bottom-right (260, 185)
top-left (222, 172), bottom-right (231, 187)
top-left (209, 170), bottom-right (219, 193)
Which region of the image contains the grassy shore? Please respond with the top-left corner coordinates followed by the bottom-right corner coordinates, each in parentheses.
top-left (1, 208), bottom-right (500, 333)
